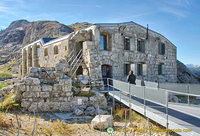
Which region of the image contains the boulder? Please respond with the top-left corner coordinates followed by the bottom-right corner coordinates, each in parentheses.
top-left (73, 108), bottom-right (84, 116)
top-left (55, 59), bottom-right (70, 74)
top-left (89, 93), bottom-right (107, 109)
top-left (77, 75), bottom-right (90, 85)
top-left (80, 87), bottom-right (90, 94)
top-left (29, 67), bottom-right (40, 73)
top-left (2, 85), bottom-right (13, 94)
top-left (91, 115), bottom-right (113, 130)
top-left (81, 79), bottom-right (89, 85)
top-left (23, 77), bottom-right (40, 85)
top-left (41, 85), bottom-right (52, 92)
top-left (168, 93), bottom-right (179, 102)
top-left (98, 109), bottom-right (109, 115)
top-left (85, 106), bottom-right (96, 116)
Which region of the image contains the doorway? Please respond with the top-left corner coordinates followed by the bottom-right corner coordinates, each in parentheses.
top-left (102, 65), bottom-right (112, 86)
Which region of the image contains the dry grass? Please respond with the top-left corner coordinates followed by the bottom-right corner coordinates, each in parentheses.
top-left (0, 59), bottom-right (16, 72)
top-left (0, 112), bottom-right (73, 136)
top-left (0, 110), bottom-right (179, 136)
top-left (113, 108), bottom-right (177, 136)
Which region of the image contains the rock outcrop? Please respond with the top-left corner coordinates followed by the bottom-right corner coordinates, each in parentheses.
top-left (0, 20), bottom-right (74, 66)
top-left (177, 60), bottom-right (200, 83)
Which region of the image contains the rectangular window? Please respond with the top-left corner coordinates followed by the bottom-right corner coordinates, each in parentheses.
top-left (124, 63), bottom-right (130, 76)
top-left (158, 63), bottom-right (165, 75)
top-left (137, 39), bottom-right (145, 53)
top-left (124, 37), bottom-right (130, 50)
top-left (44, 48), bottom-right (48, 56)
top-left (100, 34), bottom-right (107, 50)
top-left (137, 63), bottom-right (143, 76)
top-left (37, 47), bottom-right (40, 57)
top-left (158, 43), bottom-right (165, 55)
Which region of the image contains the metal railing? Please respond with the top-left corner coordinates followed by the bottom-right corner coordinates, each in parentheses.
top-left (70, 49), bottom-right (83, 66)
top-left (67, 49), bottom-right (75, 63)
top-left (104, 78), bottom-right (200, 136)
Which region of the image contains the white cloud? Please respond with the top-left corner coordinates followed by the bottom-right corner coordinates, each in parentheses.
top-left (164, 0), bottom-right (191, 8)
top-left (0, 25), bottom-right (7, 29)
top-left (95, 5), bottom-right (102, 8)
top-left (160, 7), bottom-right (187, 18)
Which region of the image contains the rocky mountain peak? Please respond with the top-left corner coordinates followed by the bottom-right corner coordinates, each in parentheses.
top-left (6, 19), bottom-right (29, 31)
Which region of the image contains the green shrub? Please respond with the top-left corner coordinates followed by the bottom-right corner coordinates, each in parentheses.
top-left (7, 67), bottom-right (12, 71)
top-left (0, 72), bottom-right (12, 77)
top-left (0, 83), bottom-right (8, 89)
top-left (0, 92), bottom-right (20, 111)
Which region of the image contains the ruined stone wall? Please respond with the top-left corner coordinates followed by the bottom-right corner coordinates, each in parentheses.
top-left (17, 77), bottom-right (72, 112)
top-left (39, 39), bottom-right (69, 67)
top-left (15, 67), bottom-right (107, 112)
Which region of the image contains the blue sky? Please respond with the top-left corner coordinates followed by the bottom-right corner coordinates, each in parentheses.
top-left (0, 0), bottom-right (199, 65)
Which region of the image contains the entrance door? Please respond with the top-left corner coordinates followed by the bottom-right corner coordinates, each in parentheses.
top-left (102, 65), bottom-right (112, 78)
top-left (102, 65), bottom-right (112, 86)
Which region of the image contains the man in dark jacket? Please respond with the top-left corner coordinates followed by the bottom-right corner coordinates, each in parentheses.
top-left (127, 70), bottom-right (136, 84)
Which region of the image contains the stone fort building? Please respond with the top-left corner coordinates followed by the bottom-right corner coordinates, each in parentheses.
top-left (20, 22), bottom-right (177, 83)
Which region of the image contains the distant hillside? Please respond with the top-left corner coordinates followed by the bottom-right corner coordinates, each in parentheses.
top-left (68, 22), bottom-right (92, 32)
top-left (186, 64), bottom-right (200, 76)
top-left (178, 61), bottom-right (200, 83)
top-left (0, 19), bottom-right (76, 65)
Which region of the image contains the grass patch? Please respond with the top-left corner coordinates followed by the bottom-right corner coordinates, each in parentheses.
top-left (0, 92), bottom-right (20, 111)
top-left (0, 72), bottom-right (12, 77)
top-left (37, 119), bottom-right (72, 135)
top-left (0, 82), bottom-right (8, 89)
top-left (0, 112), bottom-right (73, 135)
top-left (0, 59), bottom-right (16, 72)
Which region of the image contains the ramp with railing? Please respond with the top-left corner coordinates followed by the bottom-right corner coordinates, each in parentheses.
top-left (101, 78), bottom-right (200, 136)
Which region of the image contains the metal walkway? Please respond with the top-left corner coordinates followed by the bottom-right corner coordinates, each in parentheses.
top-left (102, 79), bottom-right (200, 136)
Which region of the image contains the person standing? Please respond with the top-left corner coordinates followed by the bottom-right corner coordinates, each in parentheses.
top-left (127, 70), bottom-right (136, 84)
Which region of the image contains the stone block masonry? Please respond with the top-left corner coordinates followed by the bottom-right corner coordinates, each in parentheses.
top-left (13, 67), bottom-right (107, 112)
top-left (17, 77), bottom-right (73, 112)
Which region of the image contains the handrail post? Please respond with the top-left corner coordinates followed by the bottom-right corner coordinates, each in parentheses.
top-left (144, 86), bottom-right (146, 116)
top-left (187, 84), bottom-right (190, 105)
top-left (129, 83), bottom-right (132, 126)
top-left (107, 78), bottom-right (109, 91)
top-left (112, 78), bottom-right (114, 91)
top-left (147, 118), bottom-right (151, 136)
top-left (124, 110), bottom-right (127, 136)
top-left (166, 90), bottom-right (169, 136)
top-left (17, 119), bottom-right (21, 136)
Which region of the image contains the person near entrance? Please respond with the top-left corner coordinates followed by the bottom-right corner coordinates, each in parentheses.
top-left (127, 70), bottom-right (136, 85)
top-left (106, 67), bottom-right (112, 86)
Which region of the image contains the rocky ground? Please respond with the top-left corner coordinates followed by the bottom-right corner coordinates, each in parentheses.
top-left (0, 111), bottom-right (178, 136)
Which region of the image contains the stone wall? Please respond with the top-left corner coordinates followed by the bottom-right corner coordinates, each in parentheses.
top-left (14, 67), bottom-right (107, 112)
top-left (13, 77), bottom-right (72, 112)
top-left (39, 39), bottom-right (69, 67)
top-left (21, 22), bottom-right (177, 83)
top-left (84, 24), bottom-right (177, 83)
